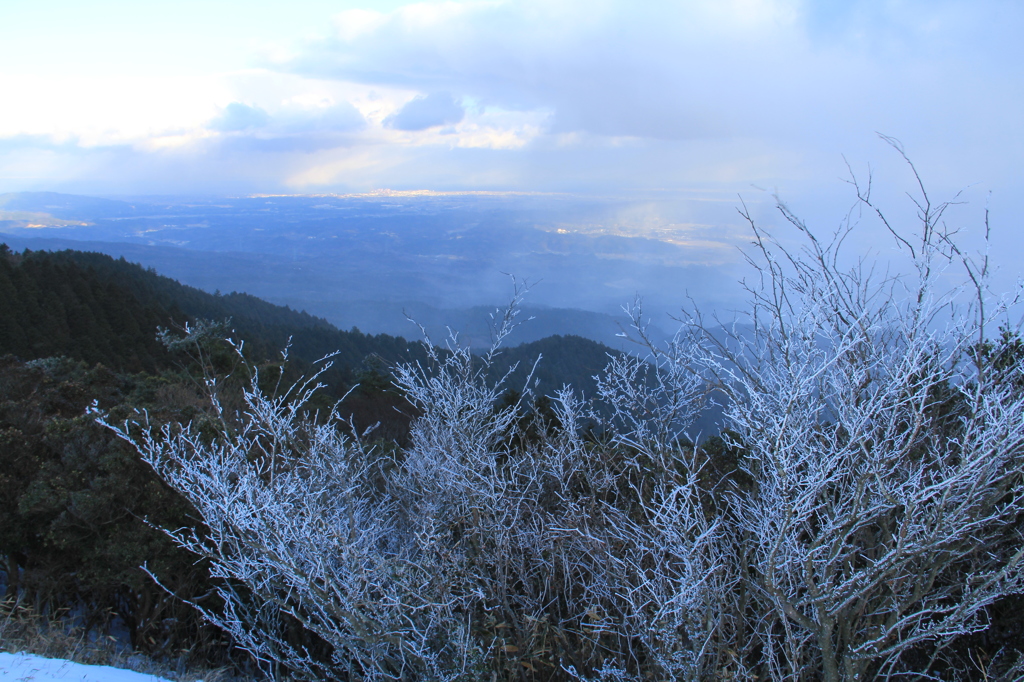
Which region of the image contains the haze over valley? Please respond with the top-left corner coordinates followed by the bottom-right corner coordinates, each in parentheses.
top-left (0, 189), bottom-right (747, 348)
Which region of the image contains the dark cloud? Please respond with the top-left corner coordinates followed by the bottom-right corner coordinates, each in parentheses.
top-left (385, 92), bottom-right (464, 131)
top-left (210, 103), bottom-right (271, 131)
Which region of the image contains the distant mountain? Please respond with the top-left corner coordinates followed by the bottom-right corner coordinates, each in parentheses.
top-left (0, 191), bottom-right (139, 220)
top-left (320, 299), bottom-right (658, 350)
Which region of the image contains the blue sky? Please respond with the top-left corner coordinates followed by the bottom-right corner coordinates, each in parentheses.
top-left (1, 0), bottom-right (1021, 214)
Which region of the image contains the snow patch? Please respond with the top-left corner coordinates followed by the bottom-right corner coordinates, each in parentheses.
top-left (0, 653), bottom-right (174, 682)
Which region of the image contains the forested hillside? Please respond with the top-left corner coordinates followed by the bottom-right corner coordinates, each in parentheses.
top-left (0, 244), bottom-right (617, 396)
top-left (0, 243), bottom-right (630, 678)
top-left (0, 243), bottom-right (424, 376)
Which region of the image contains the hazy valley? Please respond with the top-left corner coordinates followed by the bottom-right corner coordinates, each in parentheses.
top-left (0, 190), bottom-right (741, 349)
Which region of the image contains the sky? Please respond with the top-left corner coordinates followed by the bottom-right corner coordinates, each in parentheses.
top-left (1, 0), bottom-right (1022, 277)
top-left (0, 0), bottom-right (1019, 193)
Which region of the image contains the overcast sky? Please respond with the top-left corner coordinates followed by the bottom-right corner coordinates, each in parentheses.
top-left (1, 1), bottom-right (1022, 270)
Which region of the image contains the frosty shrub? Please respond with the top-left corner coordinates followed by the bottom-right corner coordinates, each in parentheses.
top-left (679, 142), bottom-right (1024, 680)
top-left (110, 146), bottom-right (1024, 681)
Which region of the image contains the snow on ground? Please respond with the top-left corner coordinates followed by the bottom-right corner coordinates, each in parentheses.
top-left (0, 653), bottom-right (173, 682)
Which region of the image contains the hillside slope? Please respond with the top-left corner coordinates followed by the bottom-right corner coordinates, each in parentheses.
top-left (0, 243), bottom-right (426, 378)
top-left (0, 243), bottom-right (621, 400)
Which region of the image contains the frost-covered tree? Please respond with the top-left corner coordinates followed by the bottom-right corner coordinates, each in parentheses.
top-left (108, 291), bottom-right (715, 681)
top-left (109, 143), bottom-right (1024, 681)
top-left (666, 139), bottom-right (1024, 680)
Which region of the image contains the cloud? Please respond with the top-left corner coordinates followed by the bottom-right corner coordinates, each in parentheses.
top-left (384, 92), bottom-right (465, 130)
top-left (280, 0), bottom-right (1024, 149)
top-left (201, 99), bottom-right (366, 155)
top-left (216, 133), bottom-right (352, 155)
top-left (276, 101), bottom-right (366, 134)
top-left (209, 99), bottom-right (365, 135)
top-left (0, 134), bottom-right (87, 154)
top-left (285, 1), bottom-right (798, 140)
top-left (0, 91), bottom-right (367, 193)
top-left (210, 103), bottom-right (271, 131)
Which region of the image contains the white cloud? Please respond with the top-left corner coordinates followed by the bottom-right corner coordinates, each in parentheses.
top-left (277, 0), bottom-right (1022, 164)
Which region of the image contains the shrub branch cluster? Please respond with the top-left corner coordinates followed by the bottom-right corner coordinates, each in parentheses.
top-left (109, 149), bottom-right (1024, 681)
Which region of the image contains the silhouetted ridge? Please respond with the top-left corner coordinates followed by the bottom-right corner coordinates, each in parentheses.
top-left (0, 191), bottom-right (138, 219)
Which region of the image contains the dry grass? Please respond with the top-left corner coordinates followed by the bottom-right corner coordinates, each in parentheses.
top-left (0, 597), bottom-right (256, 681)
